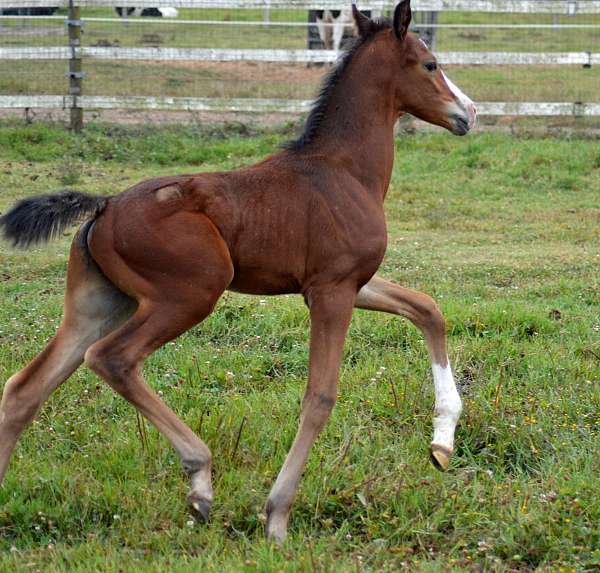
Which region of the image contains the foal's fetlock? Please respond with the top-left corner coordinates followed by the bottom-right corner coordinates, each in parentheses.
top-left (182, 457), bottom-right (207, 477)
top-left (265, 511), bottom-right (289, 545)
top-left (264, 497), bottom-right (290, 544)
top-left (183, 458), bottom-right (213, 523)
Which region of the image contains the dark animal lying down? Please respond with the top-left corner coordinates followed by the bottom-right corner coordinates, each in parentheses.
top-left (114, 6), bottom-right (178, 18)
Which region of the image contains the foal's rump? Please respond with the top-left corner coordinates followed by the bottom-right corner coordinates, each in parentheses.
top-left (0, 175), bottom-right (234, 308)
top-left (86, 180), bottom-right (234, 305)
top-left (0, 170), bottom-right (210, 243)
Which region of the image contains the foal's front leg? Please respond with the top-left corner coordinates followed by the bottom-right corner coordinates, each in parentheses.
top-left (265, 286), bottom-right (356, 543)
top-left (355, 275), bottom-right (462, 470)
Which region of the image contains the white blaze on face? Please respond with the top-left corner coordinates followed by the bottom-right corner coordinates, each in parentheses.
top-left (442, 71), bottom-right (477, 129)
top-left (418, 38), bottom-right (476, 129)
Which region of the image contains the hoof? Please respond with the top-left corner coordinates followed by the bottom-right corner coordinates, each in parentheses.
top-left (430, 444), bottom-right (452, 471)
top-left (188, 494), bottom-right (212, 523)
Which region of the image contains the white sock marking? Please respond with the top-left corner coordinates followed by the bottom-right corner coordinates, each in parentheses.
top-left (431, 363), bottom-right (462, 451)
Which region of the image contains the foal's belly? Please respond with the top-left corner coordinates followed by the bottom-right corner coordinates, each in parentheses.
top-left (226, 258), bottom-right (304, 296)
top-left (227, 274), bottom-right (302, 296)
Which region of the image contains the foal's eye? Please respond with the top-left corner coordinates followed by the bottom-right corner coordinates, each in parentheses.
top-left (424, 62), bottom-right (438, 73)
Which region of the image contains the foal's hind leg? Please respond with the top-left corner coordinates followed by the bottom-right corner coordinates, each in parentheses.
top-left (0, 233), bottom-right (135, 485)
top-left (84, 212), bottom-right (234, 521)
top-left (355, 275), bottom-right (462, 470)
top-left (84, 301), bottom-right (222, 520)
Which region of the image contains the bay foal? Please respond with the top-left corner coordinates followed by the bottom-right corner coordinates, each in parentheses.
top-left (0, 2), bottom-right (476, 543)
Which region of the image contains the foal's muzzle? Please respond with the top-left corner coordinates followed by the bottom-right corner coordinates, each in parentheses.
top-left (450, 113), bottom-right (470, 136)
top-left (448, 99), bottom-right (476, 136)
top-left (446, 94), bottom-right (477, 136)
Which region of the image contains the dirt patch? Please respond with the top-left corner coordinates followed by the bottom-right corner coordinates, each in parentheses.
top-left (0, 106), bottom-right (305, 128)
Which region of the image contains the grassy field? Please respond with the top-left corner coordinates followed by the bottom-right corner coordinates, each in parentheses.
top-left (0, 121), bottom-right (599, 572)
top-left (0, 8), bottom-right (599, 103)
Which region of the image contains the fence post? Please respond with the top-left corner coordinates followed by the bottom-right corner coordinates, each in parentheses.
top-left (67, 0), bottom-right (83, 131)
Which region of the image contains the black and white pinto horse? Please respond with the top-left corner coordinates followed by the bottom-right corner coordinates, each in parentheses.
top-left (315, 8), bottom-right (380, 55)
top-left (314, 8), bottom-right (353, 54)
top-left (115, 7), bottom-right (178, 18)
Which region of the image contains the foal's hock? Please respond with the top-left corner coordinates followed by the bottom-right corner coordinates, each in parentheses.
top-left (0, 1), bottom-right (475, 543)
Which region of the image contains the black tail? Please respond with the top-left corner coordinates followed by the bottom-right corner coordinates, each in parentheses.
top-left (0, 190), bottom-right (109, 248)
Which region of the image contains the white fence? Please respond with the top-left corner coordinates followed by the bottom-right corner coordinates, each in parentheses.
top-left (1, 46), bottom-right (599, 65)
top-left (1, 0), bottom-right (599, 126)
top-left (2, 95), bottom-right (599, 115)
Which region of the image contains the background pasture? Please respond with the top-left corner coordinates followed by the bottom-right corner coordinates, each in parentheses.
top-left (0, 121), bottom-right (598, 571)
top-left (1, 3), bottom-right (600, 122)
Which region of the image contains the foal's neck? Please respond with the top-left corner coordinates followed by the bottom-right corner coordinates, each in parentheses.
top-left (303, 50), bottom-right (398, 201)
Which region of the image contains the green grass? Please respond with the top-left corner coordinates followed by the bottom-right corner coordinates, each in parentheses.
top-left (0, 122), bottom-right (599, 572)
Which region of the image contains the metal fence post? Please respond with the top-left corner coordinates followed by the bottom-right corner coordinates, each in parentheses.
top-left (67, 0), bottom-right (83, 131)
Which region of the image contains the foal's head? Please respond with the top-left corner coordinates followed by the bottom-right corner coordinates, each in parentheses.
top-left (353, 1), bottom-right (476, 135)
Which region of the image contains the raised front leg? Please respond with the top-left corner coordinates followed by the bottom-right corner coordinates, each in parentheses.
top-left (355, 275), bottom-right (462, 470)
top-left (265, 286), bottom-right (356, 543)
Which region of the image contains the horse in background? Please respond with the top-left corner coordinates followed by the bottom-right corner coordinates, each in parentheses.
top-left (115, 6), bottom-right (179, 18)
top-left (315, 8), bottom-right (354, 54)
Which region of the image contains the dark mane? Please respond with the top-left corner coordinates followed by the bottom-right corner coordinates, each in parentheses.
top-left (282, 18), bottom-right (392, 152)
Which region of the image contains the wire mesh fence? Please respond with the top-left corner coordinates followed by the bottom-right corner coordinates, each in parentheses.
top-left (1, 1), bottom-right (599, 126)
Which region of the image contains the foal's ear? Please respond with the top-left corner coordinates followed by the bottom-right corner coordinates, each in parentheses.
top-left (352, 4), bottom-right (373, 37)
top-left (393, 0), bottom-right (412, 41)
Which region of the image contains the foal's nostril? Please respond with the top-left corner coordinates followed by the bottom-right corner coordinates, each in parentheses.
top-left (451, 114), bottom-right (469, 135)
